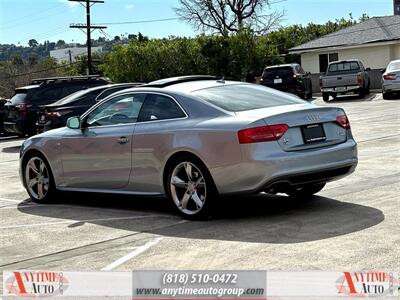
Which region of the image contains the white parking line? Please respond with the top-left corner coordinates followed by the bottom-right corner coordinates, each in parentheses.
top-left (102, 237), bottom-right (163, 271)
top-left (0, 215), bottom-right (160, 229)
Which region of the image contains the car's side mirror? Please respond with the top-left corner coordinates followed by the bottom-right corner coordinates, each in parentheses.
top-left (381, 68), bottom-right (386, 74)
top-left (66, 117), bottom-right (81, 129)
top-left (365, 67), bottom-right (371, 71)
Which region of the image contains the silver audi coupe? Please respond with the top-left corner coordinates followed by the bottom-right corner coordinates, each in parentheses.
top-left (20, 76), bottom-right (358, 219)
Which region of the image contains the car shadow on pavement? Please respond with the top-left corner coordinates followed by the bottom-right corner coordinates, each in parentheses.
top-left (1, 145), bottom-right (21, 153)
top-left (17, 191), bottom-right (384, 244)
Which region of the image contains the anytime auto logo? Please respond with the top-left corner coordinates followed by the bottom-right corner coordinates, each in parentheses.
top-left (336, 272), bottom-right (398, 297)
top-left (4, 271), bottom-right (69, 297)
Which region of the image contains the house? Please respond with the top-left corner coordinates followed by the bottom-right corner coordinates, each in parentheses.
top-left (50, 46), bottom-right (103, 64)
top-left (288, 14), bottom-right (400, 89)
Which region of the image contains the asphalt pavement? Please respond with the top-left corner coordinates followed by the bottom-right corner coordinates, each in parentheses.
top-left (0, 93), bottom-right (399, 279)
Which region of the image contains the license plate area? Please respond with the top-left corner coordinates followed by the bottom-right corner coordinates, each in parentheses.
top-left (301, 123), bottom-right (326, 143)
top-left (274, 78), bottom-right (283, 84)
top-left (38, 114), bottom-right (47, 124)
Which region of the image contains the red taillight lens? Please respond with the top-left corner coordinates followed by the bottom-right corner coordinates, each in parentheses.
top-left (16, 104), bottom-right (32, 116)
top-left (357, 73), bottom-right (363, 86)
top-left (336, 115), bottom-right (350, 129)
top-left (238, 124), bottom-right (288, 144)
top-left (46, 111), bottom-right (61, 118)
top-left (319, 78), bottom-right (323, 87)
top-left (383, 73), bottom-right (396, 80)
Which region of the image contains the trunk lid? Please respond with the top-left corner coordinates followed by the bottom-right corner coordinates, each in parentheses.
top-left (321, 73), bottom-right (359, 88)
top-left (236, 104), bottom-right (349, 151)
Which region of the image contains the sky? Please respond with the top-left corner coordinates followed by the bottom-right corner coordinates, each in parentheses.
top-left (0, 0), bottom-right (395, 46)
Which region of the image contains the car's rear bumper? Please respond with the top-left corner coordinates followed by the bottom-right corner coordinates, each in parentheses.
top-left (4, 121), bottom-right (24, 135)
top-left (382, 82), bottom-right (400, 93)
top-left (321, 85), bottom-right (360, 93)
top-left (210, 139), bottom-right (358, 195)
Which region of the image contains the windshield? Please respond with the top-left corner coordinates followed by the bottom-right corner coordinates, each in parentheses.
top-left (328, 62), bottom-right (360, 73)
top-left (51, 89), bottom-right (90, 105)
top-left (388, 61), bottom-right (400, 71)
top-left (9, 91), bottom-right (29, 104)
top-left (193, 84), bottom-right (304, 112)
top-left (263, 67), bottom-right (293, 79)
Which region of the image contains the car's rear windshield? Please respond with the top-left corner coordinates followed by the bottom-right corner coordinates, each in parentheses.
top-left (388, 62), bottom-right (400, 71)
top-left (328, 62), bottom-right (360, 73)
top-left (53, 89), bottom-right (92, 105)
top-left (193, 84), bottom-right (304, 112)
top-left (9, 90), bottom-right (30, 104)
top-left (263, 66), bottom-right (294, 78)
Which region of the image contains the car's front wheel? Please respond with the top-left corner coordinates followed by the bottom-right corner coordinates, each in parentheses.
top-left (286, 183), bottom-right (326, 198)
top-left (24, 154), bottom-right (56, 203)
top-left (166, 157), bottom-right (216, 220)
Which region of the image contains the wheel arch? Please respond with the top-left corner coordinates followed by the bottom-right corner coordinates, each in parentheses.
top-left (162, 150), bottom-right (218, 195)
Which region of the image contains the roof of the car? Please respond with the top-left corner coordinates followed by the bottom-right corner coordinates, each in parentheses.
top-left (113, 80), bottom-right (247, 96)
top-left (15, 85), bottom-right (41, 91)
top-left (265, 64), bottom-right (298, 69)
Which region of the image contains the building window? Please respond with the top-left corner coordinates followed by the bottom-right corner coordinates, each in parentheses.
top-left (319, 53), bottom-right (339, 73)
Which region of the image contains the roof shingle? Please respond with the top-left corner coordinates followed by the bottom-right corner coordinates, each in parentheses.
top-left (289, 15), bottom-right (400, 53)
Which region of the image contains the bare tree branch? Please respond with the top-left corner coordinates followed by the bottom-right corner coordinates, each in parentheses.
top-left (175, 0), bottom-right (284, 35)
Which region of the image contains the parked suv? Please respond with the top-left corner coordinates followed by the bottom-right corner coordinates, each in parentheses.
top-left (4, 75), bottom-right (110, 136)
top-left (260, 63), bottom-right (313, 99)
top-left (0, 98), bottom-right (8, 134)
top-left (320, 59), bottom-right (370, 102)
top-left (37, 83), bottom-right (142, 132)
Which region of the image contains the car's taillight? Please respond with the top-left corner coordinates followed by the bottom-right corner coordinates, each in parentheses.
top-left (383, 73), bottom-right (396, 80)
top-left (357, 73), bottom-right (363, 86)
top-left (45, 110), bottom-right (72, 118)
top-left (336, 115), bottom-right (350, 129)
top-left (319, 78), bottom-right (323, 87)
top-left (238, 124), bottom-right (289, 144)
top-left (16, 104), bottom-right (32, 116)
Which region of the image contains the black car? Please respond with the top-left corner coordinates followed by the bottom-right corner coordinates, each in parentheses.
top-left (260, 64), bottom-right (313, 99)
top-left (0, 98), bottom-right (9, 135)
top-left (4, 75), bottom-right (111, 136)
top-left (37, 83), bottom-right (142, 132)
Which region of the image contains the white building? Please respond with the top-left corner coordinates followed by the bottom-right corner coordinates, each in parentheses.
top-left (289, 15), bottom-right (400, 74)
top-left (50, 46), bottom-right (103, 64)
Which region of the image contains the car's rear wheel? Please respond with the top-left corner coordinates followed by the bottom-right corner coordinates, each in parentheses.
top-left (286, 183), bottom-right (326, 198)
top-left (382, 92), bottom-right (391, 100)
top-left (322, 93), bottom-right (329, 102)
top-left (166, 157), bottom-right (216, 220)
top-left (359, 88), bottom-right (365, 98)
top-left (24, 154), bottom-right (56, 203)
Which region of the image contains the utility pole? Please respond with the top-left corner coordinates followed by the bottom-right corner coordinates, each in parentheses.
top-left (69, 0), bottom-right (107, 75)
top-left (68, 49), bottom-right (72, 64)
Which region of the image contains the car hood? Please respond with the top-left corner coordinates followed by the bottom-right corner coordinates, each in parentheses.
top-left (34, 126), bottom-right (70, 138)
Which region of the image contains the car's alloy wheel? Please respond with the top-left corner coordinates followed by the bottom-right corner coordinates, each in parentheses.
top-left (168, 159), bottom-right (216, 219)
top-left (24, 156), bottom-right (54, 202)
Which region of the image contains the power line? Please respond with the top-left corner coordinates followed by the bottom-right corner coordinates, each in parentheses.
top-left (1, 3), bottom-right (61, 26)
top-left (93, 17), bottom-right (179, 25)
top-left (0, 62), bottom-right (80, 80)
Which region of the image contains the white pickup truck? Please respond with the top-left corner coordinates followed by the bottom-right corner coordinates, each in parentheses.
top-left (320, 59), bottom-right (371, 102)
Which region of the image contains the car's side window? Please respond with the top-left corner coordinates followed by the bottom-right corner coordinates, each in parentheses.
top-left (86, 93), bottom-right (146, 127)
top-left (31, 87), bottom-right (62, 103)
top-left (138, 94), bottom-right (186, 122)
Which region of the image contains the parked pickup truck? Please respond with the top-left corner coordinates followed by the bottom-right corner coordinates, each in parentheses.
top-left (320, 59), bottom-right (371, 102)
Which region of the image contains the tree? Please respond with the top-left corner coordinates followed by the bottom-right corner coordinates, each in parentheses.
top-left (175, 0), bottom-right (283, 35)
top-left (56, 40), bottom-right (66, 47)
top-left (28, 39), bottom-right (38, 47)
top-left (114, 35), bottom-right (121, 42)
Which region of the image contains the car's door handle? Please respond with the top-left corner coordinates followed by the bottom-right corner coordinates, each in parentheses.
top-left (117, 137), bottom-right (129, 144)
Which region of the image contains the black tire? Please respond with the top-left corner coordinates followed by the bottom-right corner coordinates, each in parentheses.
top-left (365, 83), bottom-right (370, 95)
top-left (382, 92), bottom-right (390, 100)
top-left (165, 156), bottom-right (217, 220)
top-left (322, 93), bottom-right (329, 102)
top-left (308, 88), bottom-right (313, 99)
top-left (286, 183), bottom-right (326, 198)
top-left (359, 88), bottom-right (365, 98)
top-left (22, 152), bottom-right (57, 203)
top-left (331, 93), bottom-right (337, 99)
